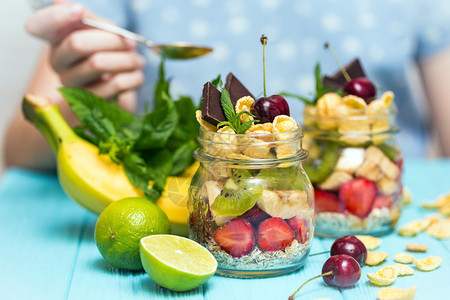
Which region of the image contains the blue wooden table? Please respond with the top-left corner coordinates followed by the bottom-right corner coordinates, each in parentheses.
top-left (1, 159), bottom-right (449, 300)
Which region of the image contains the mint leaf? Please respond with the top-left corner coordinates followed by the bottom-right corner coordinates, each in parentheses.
top-left (170, 140), bottom-right (198, 176)
top-left (59, 88), bottom-right (138, 141)
top-left (211, 74), bottom-right (222, 88)
top-left (220, 88), bottom-right (236, 123)
top-left (60, 60), bottom-right (199, 203)
top-left (134, 91), bottom-right (178, 150)
top-left (279, 92), bottom-right (315, 105)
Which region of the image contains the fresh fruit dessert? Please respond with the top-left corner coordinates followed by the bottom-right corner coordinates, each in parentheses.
top-left (188, 36), bottom-right (314, 278)
top-left (283, 51), bottom-right (403, 237)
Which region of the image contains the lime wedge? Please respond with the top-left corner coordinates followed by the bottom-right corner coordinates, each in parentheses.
top-left (140, 234), bottom-right (217, 291)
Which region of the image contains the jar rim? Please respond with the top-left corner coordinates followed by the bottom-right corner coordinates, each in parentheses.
top-left (195, 126), bottom-right (308, 165)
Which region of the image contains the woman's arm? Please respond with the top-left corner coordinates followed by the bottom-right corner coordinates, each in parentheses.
top-left (2, 1), bottom-right (144, 171)
top-left (421, 47), bottom-right (450, 157)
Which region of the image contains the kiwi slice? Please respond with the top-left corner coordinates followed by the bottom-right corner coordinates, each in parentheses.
top-left (303, 142), bottom-right (340, 184)
top-left (377, 143), bottom-right (401, 162)
top-left (210, 169), bottom-right (263, 216)
top-left (255, 166), bottom-right (306, 190)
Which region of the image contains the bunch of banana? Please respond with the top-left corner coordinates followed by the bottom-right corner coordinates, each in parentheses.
top-left (22, 94), bottom-right (193, 236)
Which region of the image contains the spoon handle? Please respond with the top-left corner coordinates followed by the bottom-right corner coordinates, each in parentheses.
top-left (80, 18), bottom-right (154, 48)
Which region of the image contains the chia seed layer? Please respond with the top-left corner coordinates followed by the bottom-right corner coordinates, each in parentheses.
top-left (206, 238), bottom-right (309, 270)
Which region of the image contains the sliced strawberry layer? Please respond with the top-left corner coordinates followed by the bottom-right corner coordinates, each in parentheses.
top-left (287, 215), bottom-right (309, 244)
top-left (373, 195), bottom-right (392, 209)
top-left (213, 218), bottom-right (255, 258)
top-left (339, 178), bottom-right (377, 218)
top-left (257, 217), bottom-right (295, 252)
top-left (241, 206), bottom-right (270, 227)
top-left (314, 189), bottom-right (343, 213)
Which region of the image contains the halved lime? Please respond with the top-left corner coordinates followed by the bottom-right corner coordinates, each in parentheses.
top-left (140, 234), bottom-right (217, 291)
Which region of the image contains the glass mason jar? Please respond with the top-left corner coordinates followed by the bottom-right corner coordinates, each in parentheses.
top-left (188, 127), bottom-right (314, 278)
top-left (302, 93), bottom-right (403, 238)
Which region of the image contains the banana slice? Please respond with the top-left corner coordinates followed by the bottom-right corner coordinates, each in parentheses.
top-left (355, 159), bottom-right (383, 182)
top-left (318, 171), bottom-right (353, 191)
top-left (361, 146), bottom-right (400, 180)
top-left (335, 148), bottom-right (365, 174)
top-left (257, 190), bottom-right (308, 219)
top-left (377, 178), bottom-right (399, 196)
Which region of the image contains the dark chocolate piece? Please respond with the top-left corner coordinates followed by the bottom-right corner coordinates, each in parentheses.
top-left (225, 72), bottom-right (254, 103)
top-left (322, 58), bottom-right (367, 89)
top-left (201, 82), bottom-right (224, 126)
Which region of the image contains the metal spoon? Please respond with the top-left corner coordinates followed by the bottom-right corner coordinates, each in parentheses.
top-left (80, 18), bottom-right (213, 59)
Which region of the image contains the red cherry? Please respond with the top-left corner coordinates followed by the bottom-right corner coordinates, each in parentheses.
top-left (330, 235), bottom-right (367, 266)
top-left (343, 77), bottom-right (376, 103)
top-left (253, 95), bottom-right (290, 123)
top-left (289, 254), bottom-right (361, 299)
top-left (321, 254), bottom-right (361, 287)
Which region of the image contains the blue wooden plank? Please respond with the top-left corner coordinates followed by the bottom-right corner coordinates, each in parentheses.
top-left (1, 160), bottom-right (450, 299)
top-left (0, 168), bottom-right (88, 300)
top-left (66, 215), bottom-right (205, 300)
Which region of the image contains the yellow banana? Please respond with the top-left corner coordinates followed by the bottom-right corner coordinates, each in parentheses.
top-left (23, 94), bottom-right (194, 236)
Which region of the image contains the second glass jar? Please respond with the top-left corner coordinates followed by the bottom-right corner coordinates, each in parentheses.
top-left (302, 95), bottom-right (403, 238)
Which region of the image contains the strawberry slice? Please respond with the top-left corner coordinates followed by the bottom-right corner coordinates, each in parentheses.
top-left (241, 206), bottom-right (270, 227)
top-left (287, 215), bottom-right (309, 244)
top-left (314, 189), bottom-right (343, 213)
top-left (213, 218), bottom-right (255, 258)
top-left (257, 217), bottom-right (295, 252)
top-left (373, 195), bottom-right (392, 209)
top-left (339, 178), bottom-right (377, 218)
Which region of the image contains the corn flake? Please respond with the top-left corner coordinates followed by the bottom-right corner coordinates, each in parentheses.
top-left (272, 115), bottom-right (298, 134)
top-left (397, 214), bottom-right (440, 237)
top-left (421, 193), bottom-right (450, 210)
top-left (246, 123), bottom-right (274, 134)
top-left (426, 218), bottom-right (450, 239)
top-left (405, 244), bottom-right (428, 252)
top-left (366, 252), bottom-right (389, 266)
top-left (412, 256), bottom-right (442, 271)
top-left (342, 95), bottom-right (367, 110)
top-left (235, 96), bottom-right (255, 122)
top-left (377, 286), bottom-right (417, 300)
top-left (402, 187), bottom-right (413, 205)
top-left (196, 110), bottom-right (218, 131)
top-left (355, 235), bottom-right (382, 250)
top-left (367, 266), bottom-right (398, 286)
top-left (394, 252), bottom-right (414, 264)
top-left (390, 263), bottom-right (414, 276)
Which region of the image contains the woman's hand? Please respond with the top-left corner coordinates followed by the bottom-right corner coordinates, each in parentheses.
top-left (25, 0), bottom-right (145, 100)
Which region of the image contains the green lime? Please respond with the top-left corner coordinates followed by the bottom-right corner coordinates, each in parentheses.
top-left (140, 234), bottom-right (217, 291)
top-left (95, 197), bottom-right (170, 271)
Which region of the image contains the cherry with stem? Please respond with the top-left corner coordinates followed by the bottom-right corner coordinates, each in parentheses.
top-left (289, 254), bottom-right (361, 299)
top-left (324, 42), bottom-right (376, 103)
top-left (253, 34), bottom-right (290, 123)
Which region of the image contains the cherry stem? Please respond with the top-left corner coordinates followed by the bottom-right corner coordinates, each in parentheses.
top-left (324, 42), bottom-right (351, 82)
top-left (261, 34), bottom-right (267, 98)
top-left (289, 271), bottom-right (333, 300)
top-left (309, 250), bottom-right (330, 257)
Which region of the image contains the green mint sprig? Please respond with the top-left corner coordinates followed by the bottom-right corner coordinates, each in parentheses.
top-left (217, 88), bottom-right (259, 134)
top-left (280, 62), bottom-right (335, 106)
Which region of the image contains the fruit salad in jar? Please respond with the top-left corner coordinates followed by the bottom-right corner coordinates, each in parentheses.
top-left (188, 69), bottom-right (314, 278)
top-left (299, 59), bottom-right (403, 238)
